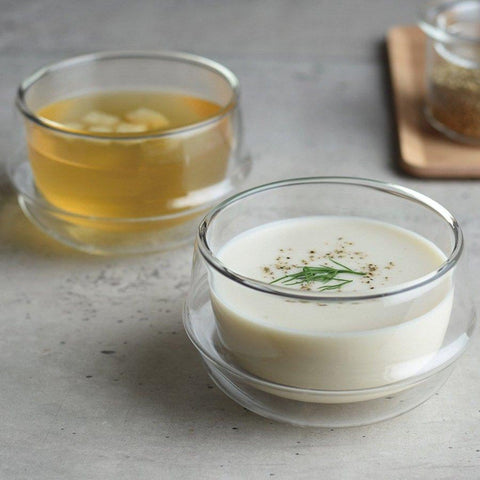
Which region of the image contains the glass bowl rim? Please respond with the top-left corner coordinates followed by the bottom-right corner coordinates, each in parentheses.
top-left (183, 299), bottom-right (469, 397)
top-left (418, 0), bottom-right (480, 44)
top-left (197, 176), bottom-right (463, 302)
top-left (15, 50), bottom-right (239, 140)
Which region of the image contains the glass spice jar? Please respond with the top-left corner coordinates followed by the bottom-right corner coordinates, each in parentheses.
top-left (420, 0), bottom-right (480, 143)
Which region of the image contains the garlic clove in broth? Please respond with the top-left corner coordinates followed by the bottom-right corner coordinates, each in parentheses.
top-left (83, 110), bottom-right (120, 127)
top-left (125, 108), bottom-right (170, 130)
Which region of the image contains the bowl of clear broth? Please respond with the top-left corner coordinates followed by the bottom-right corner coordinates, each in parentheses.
top-left (11, 51), bottom-right (250, 254)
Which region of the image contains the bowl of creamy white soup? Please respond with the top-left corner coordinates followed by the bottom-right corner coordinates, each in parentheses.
top-left (183, 177), bottom-right (475, 427)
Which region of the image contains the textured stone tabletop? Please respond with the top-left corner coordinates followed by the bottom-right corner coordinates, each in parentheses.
top-left (1, 1), bottom-right (479, 479)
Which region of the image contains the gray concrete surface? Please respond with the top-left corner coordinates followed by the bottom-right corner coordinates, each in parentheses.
top-left (1, 1), bottom-right (479, 479)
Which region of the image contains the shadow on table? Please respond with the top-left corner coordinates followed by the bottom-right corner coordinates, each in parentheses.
top-left (91, 310), bottom-right (285, 431)
top-left (0, 186), bottom-right (90, 259)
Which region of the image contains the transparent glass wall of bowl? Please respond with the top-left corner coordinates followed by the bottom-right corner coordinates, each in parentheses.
top-left (11, 52), bottom-right (249, 254)
top-left (420, 0), bottom-right (480, 143)
top-left (183, 178), bottom-right (475, 427)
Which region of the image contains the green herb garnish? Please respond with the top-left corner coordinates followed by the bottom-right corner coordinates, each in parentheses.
top-left (270, 258), bottom-right (366, 292)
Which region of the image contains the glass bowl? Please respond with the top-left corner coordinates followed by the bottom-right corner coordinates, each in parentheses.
top-left (9, 51), bottom-right (250, 254)
top-left (183, 177), bottom-right (476, 427)
top-left (419, 0), bottom-right (480, 143)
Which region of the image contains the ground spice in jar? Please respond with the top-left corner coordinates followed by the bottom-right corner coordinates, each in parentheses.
top-left (429, 62), bottom-right (480, 138)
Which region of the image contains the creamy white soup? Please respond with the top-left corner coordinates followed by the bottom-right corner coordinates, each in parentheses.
top-left (211, 217), bottom-right (452, 395)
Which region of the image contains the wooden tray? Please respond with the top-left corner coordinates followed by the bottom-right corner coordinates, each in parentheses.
top-left (387, 25), bottom-right (480, 178)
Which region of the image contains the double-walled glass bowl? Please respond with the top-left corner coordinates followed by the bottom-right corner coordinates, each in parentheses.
top-left (10, 51), bottom-right (249, 254)
top-left (183, 178), bottom-right (476, 427)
